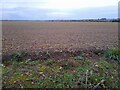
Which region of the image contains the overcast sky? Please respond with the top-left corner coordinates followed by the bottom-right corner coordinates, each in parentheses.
top-left (1, 0), bottom-right (119, 20)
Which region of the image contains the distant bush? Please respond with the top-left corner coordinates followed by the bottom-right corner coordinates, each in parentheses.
top-left (104, 48), bottom-right (120, 61)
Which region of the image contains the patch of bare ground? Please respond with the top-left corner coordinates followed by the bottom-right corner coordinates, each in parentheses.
top-left (2, 22), bottom-right (118, 61)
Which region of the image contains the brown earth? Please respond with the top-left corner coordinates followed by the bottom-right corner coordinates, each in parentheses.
top-left (2, 21), bottom-right (118, 60)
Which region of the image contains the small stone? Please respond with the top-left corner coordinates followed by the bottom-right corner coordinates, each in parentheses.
top-left (95, 64), bottom-right (99, 67)
top-left (59, 66), bottom-right (62, 69)
top-left (39, 72), bottom-right (43, 74)
top-left (13, 81), bottom-right (16, 83)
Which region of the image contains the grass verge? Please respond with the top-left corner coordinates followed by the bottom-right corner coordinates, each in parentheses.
top-left (2, 58), bottom-right (119, 89)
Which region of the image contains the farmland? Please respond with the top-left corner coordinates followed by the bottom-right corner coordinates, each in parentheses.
top-left (2, 22), bottom-right (118, 54)
top-left (2, 21), bottom-right (120, 89)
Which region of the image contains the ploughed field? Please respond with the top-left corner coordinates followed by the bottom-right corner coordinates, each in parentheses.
top-left (2, 21), bottom-right (118, 56)
top-left (2, 21), bottom-right (120, 88)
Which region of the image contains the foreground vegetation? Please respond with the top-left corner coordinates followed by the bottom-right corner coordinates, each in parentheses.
top-left (1, 48), bottom-right (120, 89)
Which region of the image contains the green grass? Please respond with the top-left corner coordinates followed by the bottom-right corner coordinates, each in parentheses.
top-left (2, 58), bottom-right (119, 89)
top-left (104, 48), bottom-right (120, 61)
top-left (2, 48), bottom-right (120, 89)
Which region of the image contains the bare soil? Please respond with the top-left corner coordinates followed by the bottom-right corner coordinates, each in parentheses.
top-left (2, 21), bottom-right (118, 60)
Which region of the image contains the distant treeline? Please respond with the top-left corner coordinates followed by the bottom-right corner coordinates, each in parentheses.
top-left (1, 18), bottom-right (120, 22)
top-left (47, 19), bottom-right (119, 22)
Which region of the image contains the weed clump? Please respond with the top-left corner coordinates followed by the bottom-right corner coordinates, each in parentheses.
top-left (104, 48), bottom-right (120, 61)
top-left (12, 52), bottom-right (26, 62)
top-left (74, 55), bottom-right (85, 60)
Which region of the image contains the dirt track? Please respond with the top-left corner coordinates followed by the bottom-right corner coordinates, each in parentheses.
top-left (2, 21), bottom-right (118, 55)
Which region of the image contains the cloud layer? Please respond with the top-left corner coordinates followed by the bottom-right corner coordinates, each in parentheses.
top-left (1, 0), bottom-right (119, 20)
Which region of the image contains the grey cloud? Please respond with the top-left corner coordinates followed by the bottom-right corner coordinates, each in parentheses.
top-left (69, 6), bottom-right (118, 19)
top-left (2, 5), bottom-right (118, 20)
